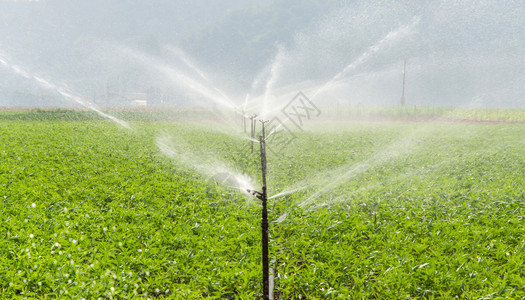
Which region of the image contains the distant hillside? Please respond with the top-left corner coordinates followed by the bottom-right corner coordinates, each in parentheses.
top-left (0, 0), bottom-right (342, 105)
top-left (1, 0), bottom-right (524, 108)
top-left (181, 0), bottom-right (343, 85)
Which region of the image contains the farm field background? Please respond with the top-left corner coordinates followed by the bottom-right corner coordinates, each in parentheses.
top-left (0, 108), bottom-right (524, 299)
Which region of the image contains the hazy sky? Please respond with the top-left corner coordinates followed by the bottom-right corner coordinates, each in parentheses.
top-left (0, 0), bottom-right (524, 108)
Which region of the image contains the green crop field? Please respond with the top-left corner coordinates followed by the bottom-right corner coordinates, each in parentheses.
top-left (0, 109), bottom-right (524, 299)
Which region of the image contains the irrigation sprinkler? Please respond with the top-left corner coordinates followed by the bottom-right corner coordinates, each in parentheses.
top-left (246, 120), bottom-right (270, 300)
top-left (250, 114), bottom-right (257, 153)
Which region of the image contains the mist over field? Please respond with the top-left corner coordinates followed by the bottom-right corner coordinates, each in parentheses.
top-left (1, 2), bottom-right (525, 298)
top-left (0, 0), bottom-right (524, 108)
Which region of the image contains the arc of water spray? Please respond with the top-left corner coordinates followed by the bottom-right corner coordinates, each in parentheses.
top-left (275, 99), bottom-right (499, 219)
top-left (243, 16), bottom-right (420, 117)
top-left (268, 187), bottom-right (307, 200)
top-left (305, 165), bottom-right (437, 212)
top-left (0, 54), bottom-right (130, 129)
top-left (156, 133), bottom-right (256, 195)
top-left (242, 46), bottom-right (287, 118)
top-left (272, 125), bottom-right (428, 213)
top-left (165, 46), bottom-right (237, 112)
top-left (261, 47), bottom-right (286, 119)
top-left (299, 123), bottom-right (445, 209)
top-left (121, 47), bottom-right (238, 113)
top-left (310, 16), bottom-right (421, 100)
top-left (241, 93), bottom-right (251, 117)
top-left (311, 129), bottom-right (514, 212)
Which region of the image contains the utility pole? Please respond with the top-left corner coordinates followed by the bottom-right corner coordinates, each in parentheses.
top-left (400, 59), bottom-right (406, 106)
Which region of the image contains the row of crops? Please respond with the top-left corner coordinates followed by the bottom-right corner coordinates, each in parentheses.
top-left (0, 110), bottom-right (524, 298)
top-left (1, 106), bottom-right (524, 122)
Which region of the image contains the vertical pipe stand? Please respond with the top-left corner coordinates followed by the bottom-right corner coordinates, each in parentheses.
top-left (259, 122), bottom-right (269, 300)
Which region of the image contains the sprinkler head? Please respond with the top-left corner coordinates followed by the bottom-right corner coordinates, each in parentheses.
top-left (247, 189), bottom-right (264, 200)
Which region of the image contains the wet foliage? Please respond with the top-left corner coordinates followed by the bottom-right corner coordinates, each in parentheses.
top-left (0, 110), bottom-right (524, 298)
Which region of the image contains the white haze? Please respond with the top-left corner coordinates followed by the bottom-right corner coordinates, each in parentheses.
top-left (0, 0), bottom-right (523, 108)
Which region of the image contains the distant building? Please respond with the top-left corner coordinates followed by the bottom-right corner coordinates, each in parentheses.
top-left (131, 100), bottom-right (148, 107)
top-left (107, 92), bottom-right (148, 107)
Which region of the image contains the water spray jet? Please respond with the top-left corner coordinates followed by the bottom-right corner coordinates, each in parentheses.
top-left (0, 53), bottom-right (130, 129)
